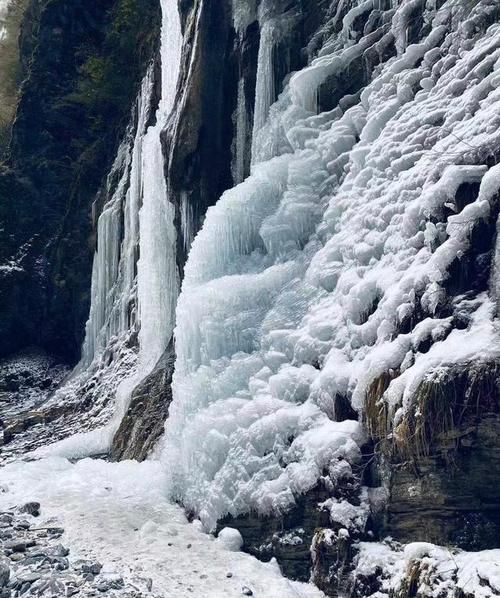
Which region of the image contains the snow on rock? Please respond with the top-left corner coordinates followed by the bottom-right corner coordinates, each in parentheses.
top-left (353, 540), bottom-right (500, 597)
top-left (0, 458), bottom-right (323, 598)
top-left (217, 527), bottom-right (244, 551)
top-left (163, 0), bottom-right (500, 528)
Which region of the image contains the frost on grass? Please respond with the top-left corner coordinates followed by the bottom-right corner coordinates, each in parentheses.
top-left (163, 0), bottom-right (500, 529)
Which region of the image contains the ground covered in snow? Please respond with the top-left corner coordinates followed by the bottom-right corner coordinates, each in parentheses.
top-left (0, 457), bottom-right (324, 597)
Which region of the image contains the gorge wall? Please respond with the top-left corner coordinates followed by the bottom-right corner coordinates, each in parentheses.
top-left (1, 1), bottom-right (500, 596)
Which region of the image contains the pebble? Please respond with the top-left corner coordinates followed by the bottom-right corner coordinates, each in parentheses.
top-left (4, 540), bottom-right (28, 553)
top-left (242, 586), bottom-right (253, 596)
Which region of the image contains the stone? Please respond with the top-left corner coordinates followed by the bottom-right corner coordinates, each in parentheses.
top-left (17, 572), bottom-right (40, 584)
top-left (242, 587), bottom-right (253, 596)
top-left (47, 527), bottom-right (64, 536)
top-left (19, 503), bottom-right (40, 517)
top-left (81, 561), bottom-right (102, 575)
top-left (0, 562), bottom-right (9, 587)
top-left (4, 540), bottom-right (27, 553)
top-left (110, 351), bottom-right (174, 462)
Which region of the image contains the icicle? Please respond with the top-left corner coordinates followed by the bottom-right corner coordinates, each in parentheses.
top-left (80, 71), bottom-right (154, 369)
top-left (252, 19), bottom-right (276, 146)
top-left (180, 191), bottom-right (194, 252)
top-left (232, 0), bottom-right (257, 38)
top-left (137, 0), bottom-right (182, 369)
top-left (232, 77), bottom-right (250, 184)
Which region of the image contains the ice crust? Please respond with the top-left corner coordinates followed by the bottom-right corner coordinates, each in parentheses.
top-left (163, 0), bottom-right (500, 529)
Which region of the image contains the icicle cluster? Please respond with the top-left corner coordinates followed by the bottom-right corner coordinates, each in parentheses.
top-left (164, 0), bottom-right (500, 530)
top-left (81, 0), bottom-right (182, 376)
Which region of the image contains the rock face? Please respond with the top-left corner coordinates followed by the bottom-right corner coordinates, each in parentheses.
top-left (381, 361), bottom-right (500, 551)
top-left (111, 347), bottom-right (174, 462)
top-left (0, 0), bottom-right (160, 361)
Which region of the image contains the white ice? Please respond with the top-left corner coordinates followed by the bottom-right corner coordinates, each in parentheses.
top-left (163, 0), bottom-right (500, 528)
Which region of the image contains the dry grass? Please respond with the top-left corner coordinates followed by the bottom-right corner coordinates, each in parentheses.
top-left (364, 370), bottom-right (396, 441)
top-left (366, 361), bottom-right (500, 462)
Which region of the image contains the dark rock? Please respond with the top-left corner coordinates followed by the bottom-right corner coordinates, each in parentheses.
top-left (46, 527), bottom-right (64, 537)
top-left (241, 587), bottom-right (253, 596)
top-left (110, 348), bottom-right (174, 461)
top-left (378, 361), bottom-right (500, 550)
top-left (80, 561), bottom-right (102, 575)
top-left (0, 562), bottom-right (9, 587)
top-left (19, 502), bottom-right (40, 517)
top-left (4, 540), bottom-right (27, 553)
top-left (0, 0), bottom-right (161, 361)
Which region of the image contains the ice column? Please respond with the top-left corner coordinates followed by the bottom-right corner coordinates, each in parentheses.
top-left (79, 0), bottom-right (182, 371)
top-left (251, 18), bottom-right (277, 159)
top-left (137, 0), bottom-right (183, 369)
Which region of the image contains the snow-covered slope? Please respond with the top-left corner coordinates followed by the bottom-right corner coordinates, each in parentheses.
top-left (0, 457), bottom-right (323, 598)
top-left (163, 0), bottom-right (500, 529)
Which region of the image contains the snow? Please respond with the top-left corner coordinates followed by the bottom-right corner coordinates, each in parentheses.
top-left (354, 540), bottom-right (500, 598)
top-left (0, 458), bottom-right (323, 598)
top-left (163, 0), bottom-right (500, 527)
top-left (217, 527), bottom-right (244, 552)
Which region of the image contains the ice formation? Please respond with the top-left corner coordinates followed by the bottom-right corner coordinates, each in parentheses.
top-left (58, 0), bottom-right (183, 453)
top-left (163, 0), bottom-right (500, 530)
top-left (353, 540), bottom-right (500, 597)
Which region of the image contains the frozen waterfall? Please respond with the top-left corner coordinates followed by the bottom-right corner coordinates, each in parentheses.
top-left (58, 0), bottom-right (183, 457)
top-left (81, 0), bottom-right (181, 375)
top-left (163, 0), bottom-right (500, 530)
top-left (137, 0), bottom-right (182, 370)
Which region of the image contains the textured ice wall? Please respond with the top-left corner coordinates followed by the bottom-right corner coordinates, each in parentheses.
top-left (164, 0), bottom-right (500, 530)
